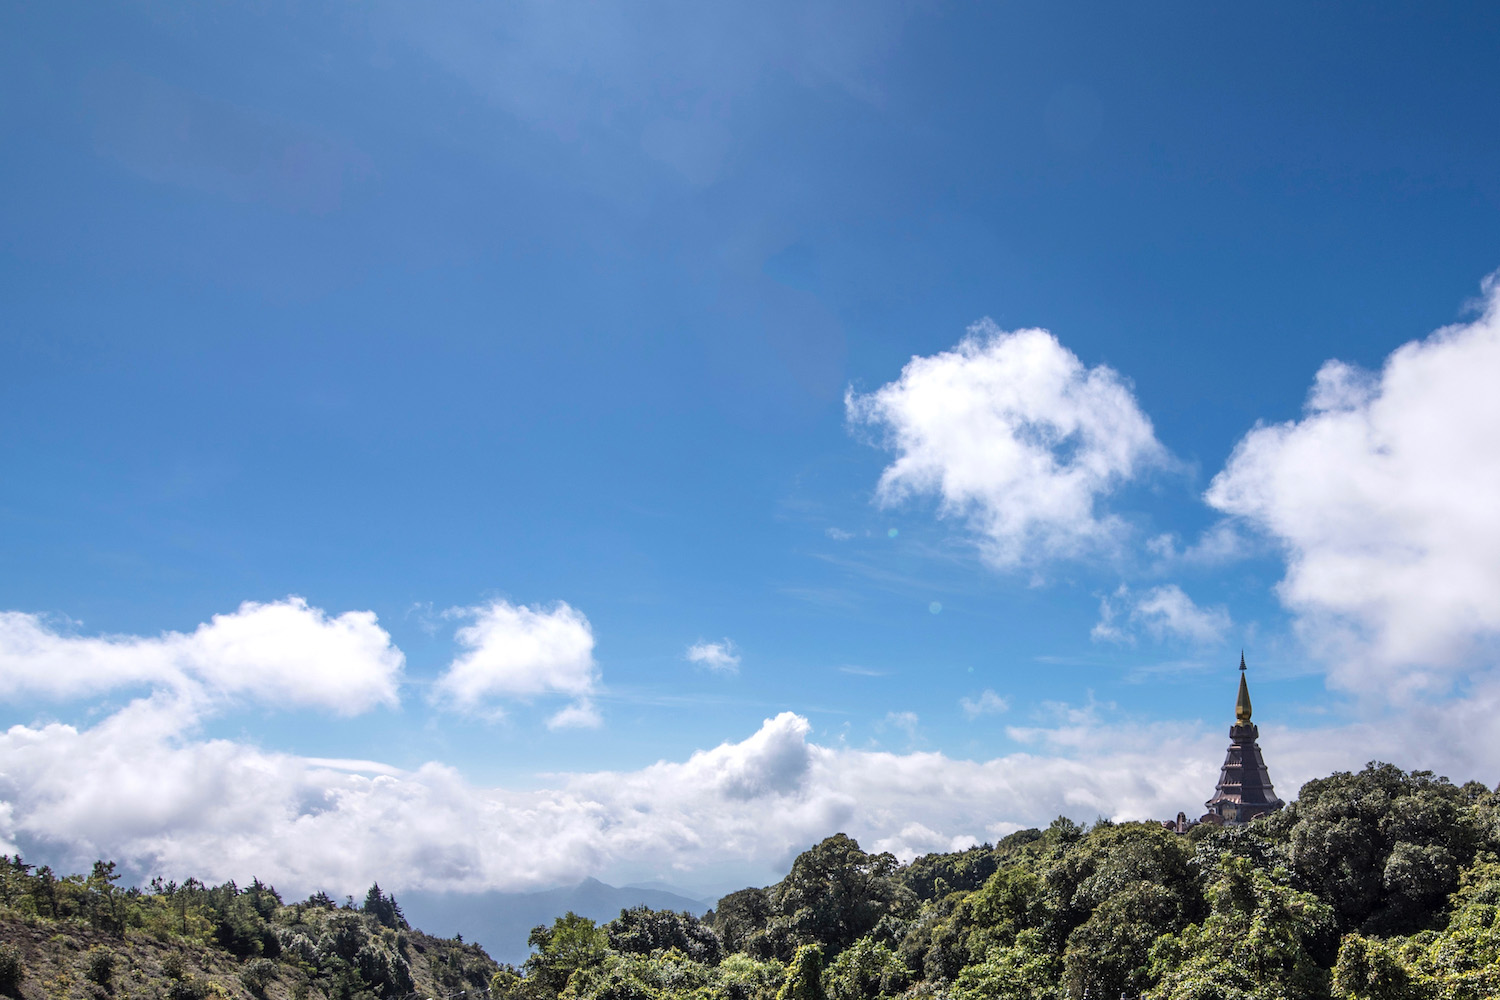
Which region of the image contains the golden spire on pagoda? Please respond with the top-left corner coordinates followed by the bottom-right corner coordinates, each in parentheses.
top-left (1235, 651), bottom-right (1252, 723)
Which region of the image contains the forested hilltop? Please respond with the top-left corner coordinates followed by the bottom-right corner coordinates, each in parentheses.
top-left (5, 763), bottom-right (1500, 1000)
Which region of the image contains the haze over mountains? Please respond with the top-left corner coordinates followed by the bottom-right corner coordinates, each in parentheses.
top-left (400, 878), bottom-right (713, 965)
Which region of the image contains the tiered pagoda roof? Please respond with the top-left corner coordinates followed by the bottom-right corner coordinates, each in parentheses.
top-left (1202, 653), bottom-right (1284, 825)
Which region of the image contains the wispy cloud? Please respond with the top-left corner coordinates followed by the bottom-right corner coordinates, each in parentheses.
top-left (1092, 584), bottom-right (1232, 646)
top-left (686, 639), bottom-right (741, 674)
top-left (547, 699), bottom-right (603, 730)
top-left (880, 710), bottom-right (920, 743)
top-left (838, 665), bottom-right (890, 677)
top-left (1146, 521), bottom-right (1251, 568)
top-left (960, 689), bottom-right (1009, 719)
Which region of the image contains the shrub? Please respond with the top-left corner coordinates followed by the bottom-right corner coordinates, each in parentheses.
top-left (161, 951), bottom-right (186, 979)
top-left (165, 974), bottom-right (211, 1000)
top-left (239, 958), bottom-right (278, 997)
top-left (0, 944), bottom-right (21, 996)
top-left (85, 946), bottom-right (115, 989)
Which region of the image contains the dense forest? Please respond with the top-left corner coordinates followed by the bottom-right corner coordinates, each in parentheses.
top-left (4, 762), bottom-right (1500, 1000)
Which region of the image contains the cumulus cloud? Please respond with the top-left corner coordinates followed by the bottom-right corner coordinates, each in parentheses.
top-left (1091, 584), bottom-right (1231, 646)
top-left (434, 601), bottom-right (598, 719)
top-left (686, 639), bottom-right (741, 673)
top-left (960, 689), bottom-right (1009, 719)
top-left (1208, 275), bottom-right (1500, 697)
top-left (0, 598), bottom-right (403, 715)
top-left (846, 322), bottom-right (1166, 567)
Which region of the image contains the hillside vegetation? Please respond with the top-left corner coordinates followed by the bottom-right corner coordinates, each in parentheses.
top-left (0, 873), bottom-right (497, 1000)
top-left (5, 762), bottom-right (1500, 999)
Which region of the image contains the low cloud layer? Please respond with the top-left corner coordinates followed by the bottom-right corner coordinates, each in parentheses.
top-left (11, 685), bottom-right (1500, 899)
top-left (1209, 275), bottom-right (1500, 698)
top-left (0, 702), bottom-right (1215, 895)
top-left (847, 323), bottom-right (1166, 567)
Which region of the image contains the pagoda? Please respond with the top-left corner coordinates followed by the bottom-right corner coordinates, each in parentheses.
top-left (1201, 653), bottom-right (1284, 826)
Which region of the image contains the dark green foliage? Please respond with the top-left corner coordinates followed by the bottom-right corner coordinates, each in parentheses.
top-left (1048, 824), bottom-right (1202, 998)
top-left (905, 846), bottom-right (1001, 903)
top-left (1144, 855), bottom-right (1334, 1000)
top-left (1276, 762), bottom-right (1481, 935)
top-left (904, 830), bottom-right (1046, 903)
top-left (712, 887), bottom-right (773, 954)
top-left (768, 835), bottom-right (916, 960)
top-left (214, 885), bottom-right (280, 957)
top-left (1368, 856), bottom-right (1500, 998)
top-left (245, 877), bottom-right (283, 920)
top-left (165, 977), bottom-right (211, 1000)
top-left (1043, 822), bottom-right (1200, 950)
top-left (0, 943), bottom-right (21, 996)
top-left (962, 864), bottom-right (1046, 955)
top-left (84, 945), bottom-right (116, 989)
top-left (893, 892), bottom-right (968, 981)
top-left (362, 882), bottom-right (407, 930)
top-left (607, 905), bottom-right (723, 963)
top-left (422, 935), bottom-right (496, 995)
top-left (85, 861), bottom-right (126, 936)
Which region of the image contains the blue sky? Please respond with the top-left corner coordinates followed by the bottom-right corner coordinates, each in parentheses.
top-left (3, 1), bottom-right (1500, 897)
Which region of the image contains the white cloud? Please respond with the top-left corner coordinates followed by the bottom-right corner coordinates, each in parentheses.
top-left (547, 699), bottom-right (603, 730)
top-left (846, 322), bottom-right (1166, 567)
top-left (880, 710), bottom-right (920, 744)
top-left (0, 598), bottom-right (403, 715)
top-left (434, 601), bottom-right (598, 714)
top-left (1208, 274), bottom-right (1500, 697)
top-left (1146, 521), bottom-right (1250, 567)
top-left (825, 527), bottom-right (855, 541)
top-left (0, 705), bottom-right (1205, 895)
top-left (10, 689), bottom-right (1500, 898)
top-left (1133, 585), bottom-right (1232, 644)
top-left (960, 689), bottom-right (1009, 719)
top-left (686, 639), bottom-right (741, 673)
top-left (1091, 584), bottom-right (1231, 646)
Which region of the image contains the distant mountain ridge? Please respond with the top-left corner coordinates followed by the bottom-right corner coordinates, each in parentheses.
top-left (399, 877), bottom-right (714, 965)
